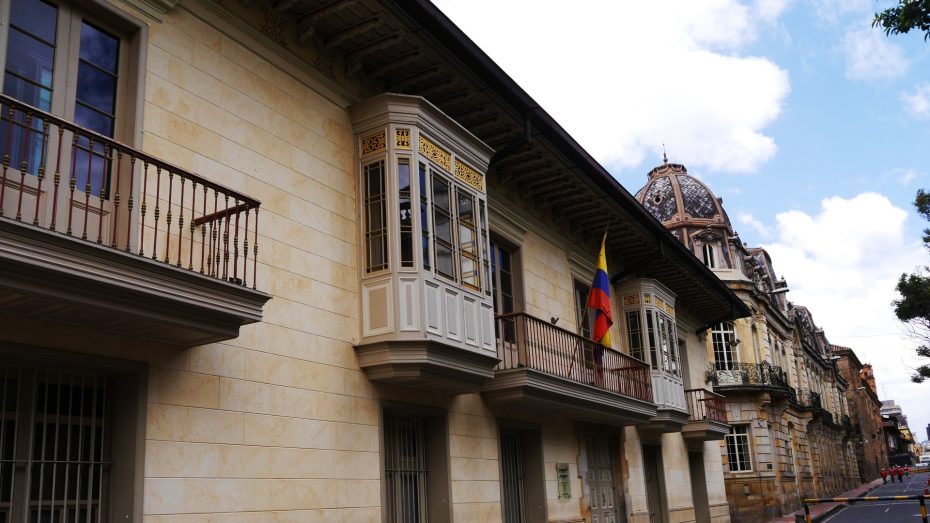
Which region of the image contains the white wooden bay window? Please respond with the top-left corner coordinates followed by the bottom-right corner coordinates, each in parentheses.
top-left (618, 279), bottom-right (686, 412)
top-left (351, 94), bottom-right (498, 392)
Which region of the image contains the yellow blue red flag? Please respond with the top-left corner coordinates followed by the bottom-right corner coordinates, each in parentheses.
top-left (586, 235), bottom-right (612, 348)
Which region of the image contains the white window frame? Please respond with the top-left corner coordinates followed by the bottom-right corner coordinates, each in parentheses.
top-left (702, 243), bottom-right (717, 269)
top-left (712, 321), bottom-right (737, 370)
top-left (726, 424), bottom-right (753, 472)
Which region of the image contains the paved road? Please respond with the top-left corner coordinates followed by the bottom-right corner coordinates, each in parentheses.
top-left (823, 473), bottom-right (929, 523)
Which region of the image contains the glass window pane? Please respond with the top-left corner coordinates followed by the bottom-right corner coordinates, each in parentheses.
top-left (10, 0), bottom-right (57, 44)
top-left (72, 148), bottom-right (108, 196)
top-left (5, 29), bottom-right (55, 89)
top-left (457, 189), bottom-right (473, 223)
top-left (434, 212), bottom-right (451, 242)
top-left (79, 22), bottom-right (119, 73)
top-left (3, 73), bottom-right (52, 111)
top-left (436, 242), bottom-right (454, 278)
top-left (74, 104), bottom-right (114, 137)
top-left (432, 175), bottom-right (449, 211)
top-left (76, 62), bottom-right (117, 114)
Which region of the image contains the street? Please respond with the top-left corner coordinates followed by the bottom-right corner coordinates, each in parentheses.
top-left (824, 473), bottom-right (929, 523)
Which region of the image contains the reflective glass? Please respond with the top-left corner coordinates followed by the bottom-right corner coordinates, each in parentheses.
top-left (10, 0), bottom-right (57, 44)
top-left (74, 104), bottom-right (113, 137)
top-left (76, 62), bottom-right (116, 114)
top-left (79, 23), bottom-right (119, 72)
top-left (6, 29), bottom-right (55, 88)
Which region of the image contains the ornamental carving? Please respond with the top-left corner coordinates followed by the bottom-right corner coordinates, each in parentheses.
top-left (361, 132), bottom-right (386, 155)
top-left (418, 136), bottom-right (451, 171)
top-left (665, 304), bottom-right (675, 316)
top-left (655, 297), bottom-right (665, 310)
top-left (643, 294), bottom-right (652, 304)
top-left (396, 129), bottom-right (411, 149)
top-left (454, 160), bottom-right (483, 192)
top-left (623, 294), bottom-right (639, 306)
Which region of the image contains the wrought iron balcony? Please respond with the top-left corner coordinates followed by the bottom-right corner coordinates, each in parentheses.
top-left (705, 362), bottom-right (789, 393)
top-left (682, 388), bottom-right (730, 441)
top-left (0, 94), bottom-right (270, 347)
top-left (483, 312), bottom-right (656, 425)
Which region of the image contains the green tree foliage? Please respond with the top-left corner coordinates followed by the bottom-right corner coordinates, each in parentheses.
top-left (893, 190), bottom-right (930, 383)
top-left (874, 0), bottom-right (930, 40)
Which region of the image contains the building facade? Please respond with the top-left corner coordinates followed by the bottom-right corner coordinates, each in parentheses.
top-left (832, 346), bottom-right (885, 482)
top-left (0, 0), bottom-right (759, 522)
top-left (634, 162), bottom-right (859, 522)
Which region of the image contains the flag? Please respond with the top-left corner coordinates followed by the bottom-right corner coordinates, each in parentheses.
top-left (586, 234), bottom-right (612, 348)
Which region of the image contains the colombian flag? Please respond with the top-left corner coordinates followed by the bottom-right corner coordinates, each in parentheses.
top-left (586, 235), bottom-right (612, 348)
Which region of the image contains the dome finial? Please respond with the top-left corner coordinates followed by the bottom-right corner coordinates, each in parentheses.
top-left (662, 144), bottom-right (668, 164)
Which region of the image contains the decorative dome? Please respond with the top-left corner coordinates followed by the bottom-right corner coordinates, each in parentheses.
top-left (634, 162), bottom-right (731, 229)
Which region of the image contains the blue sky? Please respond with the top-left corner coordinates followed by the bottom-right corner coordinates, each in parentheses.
top-left (433, 0), bottom-right (930, 441)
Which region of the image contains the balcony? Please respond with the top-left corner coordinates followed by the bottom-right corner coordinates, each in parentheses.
top-left (0, 95), bottom-right (270, 348)
top-left (682, 388), bottom-right (730, 441)
top-left (705, 362), bottom-right (789, 396)
top-left (482, 312), bottom-right (656, 426)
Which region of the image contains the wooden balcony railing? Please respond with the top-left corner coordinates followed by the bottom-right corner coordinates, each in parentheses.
top-left (684, 388), bottom-right (727, 423)
top-left (0, 94), bottom-right (261, 288)
top-left (495, 312), bottom-right (653, 402)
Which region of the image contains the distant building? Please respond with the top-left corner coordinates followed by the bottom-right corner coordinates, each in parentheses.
top-left (832, 347), bottom-right (885, 482)
top-left (882, 400), bottom-right (918, 465)
top-left (635, 162), bottom-right (858, 522)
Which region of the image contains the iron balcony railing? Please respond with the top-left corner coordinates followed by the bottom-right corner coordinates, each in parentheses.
top-left (684, 388), bottom-right (727, 423)
top-left (706, 362), bottom-right (788, 389)
top-left (0, 94), bottom-right (261, 288)
top-left (795, 389), bottom-right (822, 410)
top-left (495, 312), bottom-right (653, 402)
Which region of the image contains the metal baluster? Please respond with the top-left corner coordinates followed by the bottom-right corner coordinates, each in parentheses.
top-left (94, 378), bottom-right (106, 523)
top-left (139, 162), bottom-right (148, 256)
top-left (124, 156), bottom-right (135, 252)
top-left (0, 105), bottom-right (14, 217)
top-left (176, 177), bottom-right (184, 267)
top-left (15, 112), bottom-right (32, 221)
top-left (222, 195), bottom-right (230, 280)
top-left (242, 207), bottom-right (249, 287)
top-left (200, 185), bottom-right (207, 274)
top-left (50, 369), bottom-right (63, 523)
top-left (82, 137), bottom-right (93, 240)
top-left (252, 207), bottom-right (259, 289)
top-left (209, 190), bottom-right (218, 277)
top-left (67, 133), bottom-right (79, 236)
top-left (232, 199), bottom-right (240, 282)
top-left (152, 167), bottom-right (162, 260)
top-left (188, 181), bottom-right (196, 270)
top-left (109, 150), bottom-right (122, 248)
top-left (32, 119), bottom-right (50, 226)
top-left (164, 171), bottom-right (173, 263)
top-left (36, 370), bottom-right (51, 521)
top-left (49, 127), bottom-right (64, 231)
top-left (96, 145), bottom-right (109, 244)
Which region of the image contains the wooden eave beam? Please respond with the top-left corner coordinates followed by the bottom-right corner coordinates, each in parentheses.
top-left (324, 16), bottom-right (380, 48)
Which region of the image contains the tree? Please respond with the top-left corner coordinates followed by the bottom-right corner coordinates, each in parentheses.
top-left (893, 191), bottom-right (930, 383)
top-left (873, 0), bottom-right (930, 40)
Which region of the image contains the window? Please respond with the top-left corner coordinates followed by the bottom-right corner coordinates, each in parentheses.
top-left (383, 409), bottom-right (450, 523)
top-left (456, 188), bottom-right (479, 290)
top-left (427, 166), bottom-right (484, 289)
top-left (1, 0), bottom-right (130, 208)
top-left (0, 363), bottom-right (141, 522)
top-left (490, 239), bottom-right (517, 343)
top-left (364, 160), bottom-right (388, 273)
top-left (725, 425), bottom-right (752, 472)
top-left (499, 427), bottom-right (545, 523)
top-left (398, 158), bottom-right (413, 268)
top-left (702, 243), bottom-right (716, 268)
top-left (418, 162), bottom-right (431, 271)
top-left (712, 322), bottom-right (737, 370)
top-left (573, 280), bottom-right (592, 339)
top-left (618, 285), bottom-right (680, 374)
top-left (431, 173), bottom-right (454, 280)
top-left (500, 431), bottom-right (526, 523)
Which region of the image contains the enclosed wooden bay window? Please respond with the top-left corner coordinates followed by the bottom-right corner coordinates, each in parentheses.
top-left (351, 94), bottom-right (498, 394)
top-left (618, 279), bottom-right (688, 427)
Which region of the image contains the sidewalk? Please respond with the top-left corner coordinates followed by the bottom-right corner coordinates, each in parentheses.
top-left (765, 478), bottom-right (884, 523)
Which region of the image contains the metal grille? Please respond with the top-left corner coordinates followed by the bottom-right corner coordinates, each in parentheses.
top-left (500, 431), bottom-right (525, 523)
top-left (384, 414), bottom-right (427, 523)
top-left (0, 366), bottom-right (110, 523)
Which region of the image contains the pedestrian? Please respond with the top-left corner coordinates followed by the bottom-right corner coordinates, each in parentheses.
top-left (890, 465), bottom-right (898, 483)
top-left (881, 467), bottom-right (888, 484)
top-left (905, 464), bottom-right (910, 478)
top-left (896, 465), bottom-right (904, 482)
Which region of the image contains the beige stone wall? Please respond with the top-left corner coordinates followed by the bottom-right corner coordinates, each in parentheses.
top-left (448, 394), bottom-right (503, 522)
top-left (138, 4), bottom-right (385, 520)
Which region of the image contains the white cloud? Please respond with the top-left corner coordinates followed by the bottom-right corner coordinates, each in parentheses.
top-left (737, 212), bottom-right (772, 237)
top-left (432, 0), bottom-right (790, 175)
top-left (844, 24), bottom-right (909, 81)
top-left (902, 83), bottom-right (930, 119)
top-left (897, 169), bottom-right (920, 186)
top-left (762, 193), bottom-right (928, 438)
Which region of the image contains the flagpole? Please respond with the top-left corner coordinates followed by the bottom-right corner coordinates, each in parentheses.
top-left (569, 228), bottom-right (610, 380)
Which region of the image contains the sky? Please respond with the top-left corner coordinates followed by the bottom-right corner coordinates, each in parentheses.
top-left (432, 0), bottom-right (930, 443)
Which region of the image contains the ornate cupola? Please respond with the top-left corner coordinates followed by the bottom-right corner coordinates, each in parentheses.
top-left (634, 159), bottom-right (736, 272)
